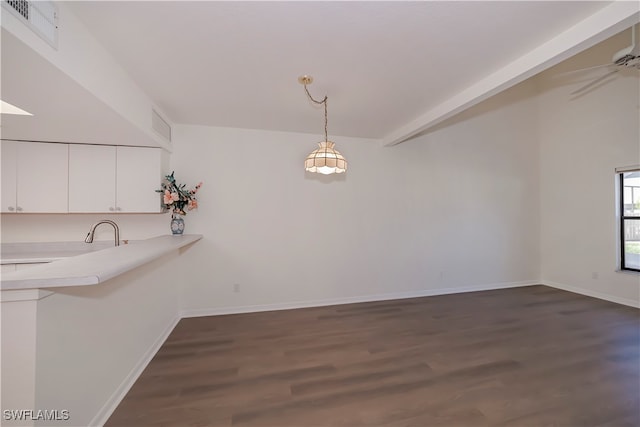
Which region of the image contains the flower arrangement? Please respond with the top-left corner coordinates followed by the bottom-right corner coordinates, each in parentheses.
top-left (156, 172), bottom-right (202, 217)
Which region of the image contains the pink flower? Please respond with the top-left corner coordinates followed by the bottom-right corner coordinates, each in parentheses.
top-left (171, 192), bottom-right (179, 201)
top-left (163, 190), bottom-right (174, 205)
top-left (191, 182), bottom-right (203, 194)
top-left (188, 199), bottom-right (198, 210)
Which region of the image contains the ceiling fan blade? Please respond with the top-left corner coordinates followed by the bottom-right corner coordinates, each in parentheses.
top-left (570, 69), bottom-right (619, 95)
top-left (557, 62), bottom-right (613, 76)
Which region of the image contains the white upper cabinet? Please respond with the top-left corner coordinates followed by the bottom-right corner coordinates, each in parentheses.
top-left (68, 144), bottom-right (162, 213)
top-left (2, 140), bottom-right (68, 213)
top-left (68, 144), bottom-right (117, 213)
top-left (1, 141), bottom-right (18, 213)
top-left (116, 146), bottom-right (162, 213)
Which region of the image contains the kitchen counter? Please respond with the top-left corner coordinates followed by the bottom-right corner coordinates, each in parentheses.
top-left (2, 241), bottom-right (121, 264)
top-left (0, 234), bottom-right (202, 290)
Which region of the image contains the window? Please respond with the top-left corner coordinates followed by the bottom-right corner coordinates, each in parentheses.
top-left (620, 169), bottom-right (640, 272)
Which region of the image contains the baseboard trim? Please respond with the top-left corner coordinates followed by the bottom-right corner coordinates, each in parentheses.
top-left (89, 315), bottom-right (180, 427)
top-left (180, 280), bottom-right (539, 318)
top-left (542, 280), bottom-right (640, 309)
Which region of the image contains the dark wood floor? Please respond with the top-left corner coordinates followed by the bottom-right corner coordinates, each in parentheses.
top-left (106, 285), bottom-right (640, 426)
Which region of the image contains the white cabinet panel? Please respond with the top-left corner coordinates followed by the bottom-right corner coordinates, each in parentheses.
top-left (69, 145), bottom-right (117, 213)
top-left (1, 141), bottom-right (18, 213)
top-left (17, 142), bottom-right (69, 213)
top-left (1, 141), bottom-right (68, 213)
top-left (3, 142), bottom-right (161, 214)
top-left (116, 146), bottom-right (162, 213)
top-left (68, 144), bottom-right (162, 213)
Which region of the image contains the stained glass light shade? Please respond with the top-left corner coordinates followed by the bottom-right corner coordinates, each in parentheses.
top-left (304, 141), bottom-right (347, 175)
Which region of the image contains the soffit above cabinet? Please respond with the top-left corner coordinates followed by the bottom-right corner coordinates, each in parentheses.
top-left (0, 29), bottom-right (161, 148)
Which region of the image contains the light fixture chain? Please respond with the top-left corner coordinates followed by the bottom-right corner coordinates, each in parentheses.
top-left (324, 98), bottom-right (328, 142)
top-left (304, 84), bottom-right (329, 142)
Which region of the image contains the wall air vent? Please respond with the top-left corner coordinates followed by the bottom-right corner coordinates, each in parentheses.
top-left (6, 0), bottom-right (28, 19)
top-left (2, 0), bottom-right (58, 48)
top-left (152, 109), bottom-right (172, 142)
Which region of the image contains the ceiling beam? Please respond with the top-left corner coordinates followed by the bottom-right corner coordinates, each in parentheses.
top-left (382, 1), bottom-right (640, 147)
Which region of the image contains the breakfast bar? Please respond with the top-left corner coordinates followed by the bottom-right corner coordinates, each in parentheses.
top-left (0, 234), bottom-right (202, 427)
top-left (1, 234), bottom-right (202, 290)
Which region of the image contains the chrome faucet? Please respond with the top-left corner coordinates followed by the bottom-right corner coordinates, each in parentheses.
top-left (85, 220), bottom-right (120, 246)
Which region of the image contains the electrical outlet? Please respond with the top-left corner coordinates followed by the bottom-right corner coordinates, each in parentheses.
top-left (233, 283), bottom-right (240, 293)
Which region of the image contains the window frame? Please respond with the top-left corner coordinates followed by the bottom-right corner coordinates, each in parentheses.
top-left (619, 171), bottom-right (640, 273)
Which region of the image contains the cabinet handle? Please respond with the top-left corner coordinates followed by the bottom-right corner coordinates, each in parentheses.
top-left (116, 207), bottom-right (122, 212)
top-left (109, 207), bottom-right (115, 212)
top-left (16, 206), bottom-right (23, 212)
top-left (7, 206), bottom-right (15, 212)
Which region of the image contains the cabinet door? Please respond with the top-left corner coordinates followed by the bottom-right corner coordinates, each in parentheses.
top-left (16, 142), bottom-right (68, 213)
top-left (116, 146), bottom-right (162, 213)
top-left (69, 144), bottom-right (117, 213)
top-left (1, 140), bottom-right (18, 212)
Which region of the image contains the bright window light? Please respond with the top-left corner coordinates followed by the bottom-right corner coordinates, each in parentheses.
top-left (0, 100), bottom-right (33, 116)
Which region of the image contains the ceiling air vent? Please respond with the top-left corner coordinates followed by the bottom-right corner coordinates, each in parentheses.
top-left (152, 109), bottom-right (172, 142)
top-left (2, 0), bottom-right (58, 48)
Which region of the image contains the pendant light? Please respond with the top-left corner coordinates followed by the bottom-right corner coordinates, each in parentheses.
top-left (299, 75), bottom-right (347, 175)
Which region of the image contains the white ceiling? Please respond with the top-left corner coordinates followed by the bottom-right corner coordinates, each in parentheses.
top-left (65, 1), bottom-right (626, 142)
top-left (2, 1), bottom-right (637, 147)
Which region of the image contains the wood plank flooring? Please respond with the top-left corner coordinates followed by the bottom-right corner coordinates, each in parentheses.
top-left (106, 285), bottom-right (640, 426)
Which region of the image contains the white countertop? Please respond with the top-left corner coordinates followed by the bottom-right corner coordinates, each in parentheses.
top-left (2, 241), bottom-right (120, 264)
top-left (1, 235), bottom-right (202, 291)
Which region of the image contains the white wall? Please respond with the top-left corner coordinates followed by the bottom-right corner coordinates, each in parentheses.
top-left (537, 30), bottom-right (640, 307)
top-left (33, 249), bottom-right (187, 427)
top-left (171, 80), bottom-right (540, 314)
